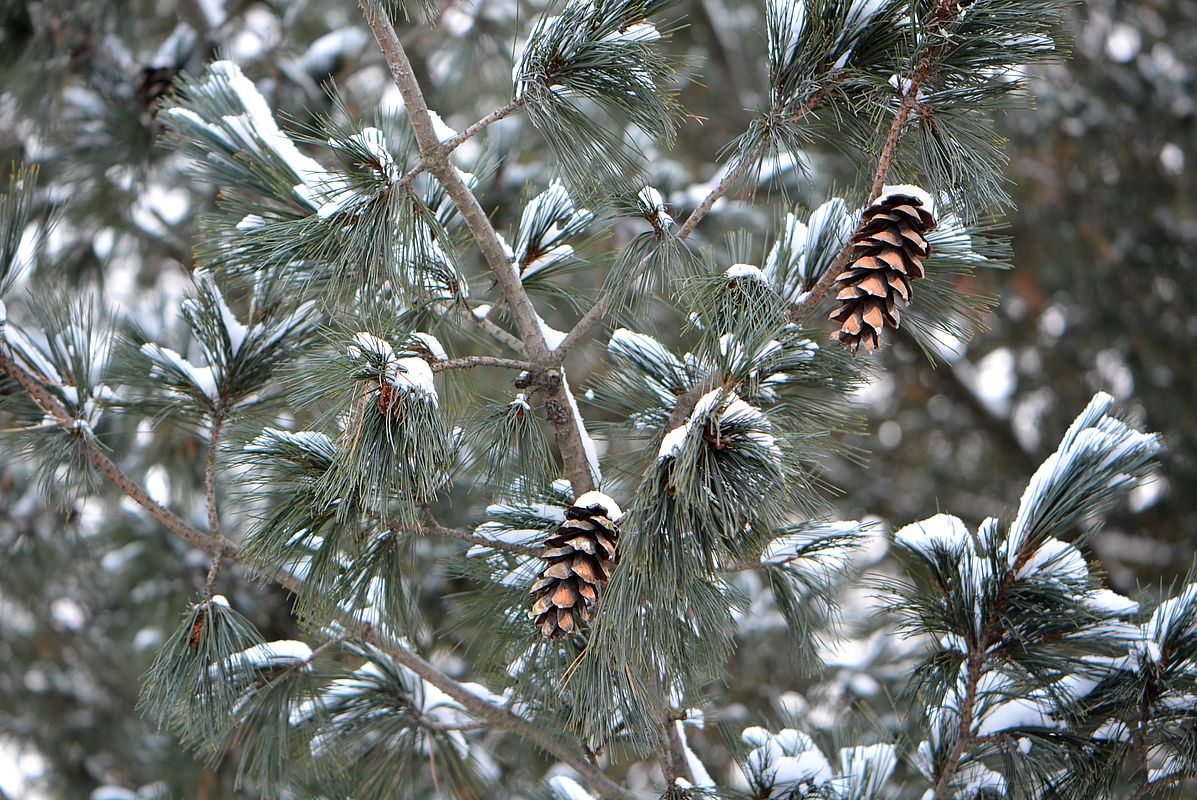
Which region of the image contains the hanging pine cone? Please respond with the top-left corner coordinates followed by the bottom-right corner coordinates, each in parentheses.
top-left (135, 66), bottom-right (181, 116)
top-left (830, 187), bottom-right (937, 353)
top-left (530, 492), bottom-right (622, 639)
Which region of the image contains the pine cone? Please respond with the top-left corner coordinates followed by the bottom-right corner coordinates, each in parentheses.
top-left (530, 495), bottom-right (621, 639)
top-left (135, 66), bottom-right (181, 116)
top-left (830, 189), bottom-right (936, 353)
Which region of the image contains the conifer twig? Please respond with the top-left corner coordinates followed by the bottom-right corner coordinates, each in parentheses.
top-left (0, 348), bottom-right (235, 559)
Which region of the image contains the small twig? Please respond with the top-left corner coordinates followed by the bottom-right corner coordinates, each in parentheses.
top-left (432, 298), bottom-right (526, 354)
top-left (432, 355), bottom-right (533, 373)
top-left (394, 99), bottom-right (524, 189)
top-left (365, 508), bottom-right (540, 557)
top-left (0, 347), bottom-right (234, 559)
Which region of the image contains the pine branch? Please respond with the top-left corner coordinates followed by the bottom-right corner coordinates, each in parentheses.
top-left (432, 297), bottom-right (526, 354)
top-left (1, 338), bottom-right (633, 800)
top-left (395, 99), bottom-right (525, 189)
top-left (362, 0), bottom-right (596, 494)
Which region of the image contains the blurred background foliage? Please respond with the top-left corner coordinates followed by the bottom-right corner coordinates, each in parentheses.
top-left (0, 0), bottom-right (1194, 797)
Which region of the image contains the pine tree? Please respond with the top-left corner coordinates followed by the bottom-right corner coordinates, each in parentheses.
top-left (2, 1), bottom-right (1195, 799)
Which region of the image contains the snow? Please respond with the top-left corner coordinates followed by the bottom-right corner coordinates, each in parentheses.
top-left (834, 743), bottom-right (897, 797)
top-left (658, 424), bottom-right (690, 460)
top-left (745, 727), bottom-right (832, 792)
top-left (408, 331), bottom-right (447, 361)
top-left (223, 640), bottom-right (314, 672)
top-left (601, 22), bottom-right (661, 44)
top-left (1006, 392), bottom-right (1161, 559)
top-left (196, 270), bottom-right (248, 354)
top-left (637, 185), bottom-right (674, 228)
top-left (876, 184), bottom-right (935, 214)
top-left (236, 213), bottom-right (265, 231)
top-left (537, 314), bottom-right (568, 351)
top-left (573, 490), bottom-right (623, 521)
top-left (548, 776), bottom-right (595, 800)
top-left (675, 721), bottom-right (715, 787)
top-left (976, 694), bottom-right (1055, 735)
top-left (3, 325), bottom-right (63, 384)
top-left (209, 594), bottom-right (229, 607)
top-left (561, 372), bottom-right (601, 484)
top-left (141, 343), bottom-right (218, 400)
top-left (207, 61), bottom-right (329, 185)
top-left (894, 514), bottom-right (971, 558)
top-left (1017, 537), bottom-right (1089, 583)
top-left (725, 263), bottom-right (768, 283)
top-left (348, 332), bottom-right (438, 404)
top-left (608, 328), bottom-right (682, 373)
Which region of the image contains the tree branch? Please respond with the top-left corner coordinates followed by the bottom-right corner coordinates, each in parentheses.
top-left (362, 0), bottom-right (597, 494)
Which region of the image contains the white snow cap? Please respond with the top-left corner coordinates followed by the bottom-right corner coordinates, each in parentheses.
top-left (725, 263), bottom-right (769, 283)
top-left (894, 513), bottom-right (971, 557)
top-left (876, 184), bottom-right (935, 214)
top-left (348, 331), bottom-right (438, 404)
top-left (637, 185), bottom-right (674, 227)
top-left (573, 490), bottom-right (623, 521)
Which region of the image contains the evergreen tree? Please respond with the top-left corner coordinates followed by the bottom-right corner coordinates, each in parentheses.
top-left (1, 1), bottom-right (1194, 799)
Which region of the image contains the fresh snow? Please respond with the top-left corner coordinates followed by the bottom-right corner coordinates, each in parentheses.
top-left (223, 640), bottom-right (314, 671)
top-left (409, 331), bottom-right (448, 361)
top-left (725, 263), bottom-right (768, 283)
top-left (637, 185), bottom-right (674, 227)
top-left (1017, 537), bottom-right (1089, 583)
top-left (561, 372), bottom-right (601, 484)
top-left (573, 490), bottom-right (623, 520)
top-left (894, 514), bottom-right (971, 558)
top-left (348, 331), bottom-right (438, 404)
top-left (876, 184), bottom-right (935, 214)
top-left (141, 343), bottom-right (218, 400)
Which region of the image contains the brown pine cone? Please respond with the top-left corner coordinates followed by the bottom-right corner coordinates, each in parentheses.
top-left (530, 492), bottom-right (621, 639)
top-left (830, 188), bottom-right (937, 353)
